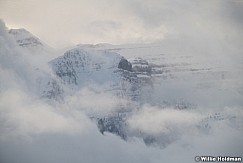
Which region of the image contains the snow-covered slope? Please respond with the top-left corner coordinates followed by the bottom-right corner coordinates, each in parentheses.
top-left (9, 28), bottom-right (43, 47)
top-left (50, 48), bottom-right (122, 86)
top-left (9, 28), bottom-right (53, 56)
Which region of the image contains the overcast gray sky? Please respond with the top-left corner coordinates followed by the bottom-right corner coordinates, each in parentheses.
top-left (0, 0), bottom-right (243, 48)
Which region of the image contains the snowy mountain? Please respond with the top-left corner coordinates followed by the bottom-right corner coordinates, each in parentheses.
top-left (49, 46), bottom-right (155, 102)
top-left (49, 48), bottom-right (122, 86)
top-left (9, 28), bottom-right (43, 47)
top-left (4, 27), bottom-right (243, 147)
top-left (9, 28), bottom-right (53, 56)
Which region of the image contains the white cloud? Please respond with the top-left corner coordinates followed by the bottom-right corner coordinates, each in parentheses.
top-left (64, 87), bottom-right (130, 116)
top-left (0, 90), bottom-right (91, 140)
top-left (127, 105), bottom-right (202, 135)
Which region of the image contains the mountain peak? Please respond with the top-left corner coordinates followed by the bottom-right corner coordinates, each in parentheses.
top-left (9, 28), bottom-right (29, 34)
top-left (9, 28), bottom-right (43, 47)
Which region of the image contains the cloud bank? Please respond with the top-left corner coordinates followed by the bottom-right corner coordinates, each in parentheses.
top-left (1, 0), bottom-right (242, 48)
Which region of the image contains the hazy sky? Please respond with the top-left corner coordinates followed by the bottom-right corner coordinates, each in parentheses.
top-left (0, 0), bottom-right (243, 48)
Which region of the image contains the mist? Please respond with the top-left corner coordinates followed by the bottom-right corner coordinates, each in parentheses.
top-left (0, 0), bottom-right (243, 162)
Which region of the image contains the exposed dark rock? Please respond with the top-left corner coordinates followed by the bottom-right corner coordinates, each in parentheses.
top-left (97, 116), bottom-right (127, 140)
top-left (118, 58), bottom-right (132, 72)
